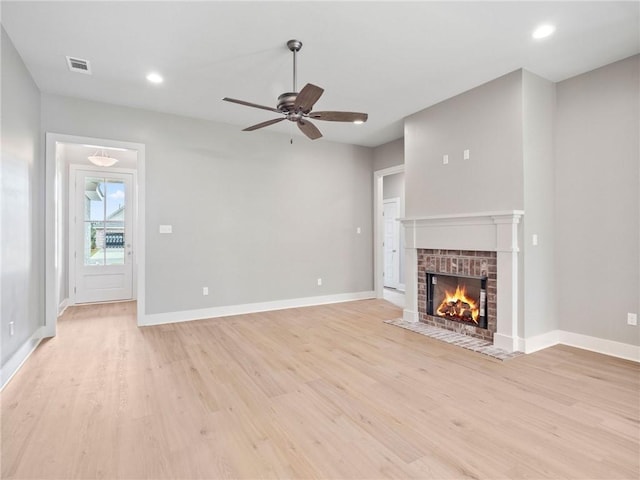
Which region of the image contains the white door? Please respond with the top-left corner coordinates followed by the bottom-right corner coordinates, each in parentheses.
top-left (72, 169), bottom-right (134, 303)
top-left (383, 198), bottom-right (400, 288)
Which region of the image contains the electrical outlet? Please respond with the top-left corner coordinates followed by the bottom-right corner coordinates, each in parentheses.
top-left (442, 154), bottom-right (449, 165)
top-left (463, 149), bottom-right (470, 160)
top-left (9, 321), bottom-right (14, 336)
top-left (202, 287), bottom-right (209, 296)
top-left (627, 313), bottom-right (637, 326)
top-left (356, 227), bottom-right (361, 234)
top-left (317, 278), bottom-right (322, 286)
top-left (532, 234), bottom-right (538, 246)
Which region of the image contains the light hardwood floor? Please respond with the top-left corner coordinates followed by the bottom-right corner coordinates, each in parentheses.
top-left (2, 300), bottom-right (639, 479)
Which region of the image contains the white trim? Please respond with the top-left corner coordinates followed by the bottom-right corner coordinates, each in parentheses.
top-left (140, 291), bottom-right (376, 327)
top-left (397, 283), bottom-right (406, 292)
top-left (45, 133), bottom-right (146, 338)
top-left (373, 164), bottom-right (405, 299)
top-left (401, 210), bottom-right (525, 222)
top-left (559, 331), bottom-right (640, 362)
top-left (521, 330), bottom-right (561, 354)
top-left (383, 197), bottom-right (401, 289)
top-left (521, 329), bottom-right (639, 362)
top-left (403, 309), bottom-right (419, 323)
top-left (1, 327), bottom-right (45, 390)
top-left (401, 211), bottom-right (523, 352)
top-left (58, 298), bottom-right (69, 316)
top-left (68, 165), bottom-right (137, 305)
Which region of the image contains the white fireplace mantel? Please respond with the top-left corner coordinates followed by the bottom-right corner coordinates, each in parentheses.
top-left (400, 210), bottom-right (524, 353)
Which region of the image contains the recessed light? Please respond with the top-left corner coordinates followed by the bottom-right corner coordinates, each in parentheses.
top-left (146, 72), bottom-right (164, 84)
top-left (353, 120), bottom-right (364, 125)
top-left (532, 24), bottom-right (555, 40)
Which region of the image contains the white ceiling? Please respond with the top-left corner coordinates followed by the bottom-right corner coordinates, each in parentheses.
top-left (2, 1), bottom-right (638, 147)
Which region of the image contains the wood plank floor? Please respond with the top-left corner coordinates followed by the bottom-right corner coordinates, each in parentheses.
top-left (2, 300), bottom-right (639, 479)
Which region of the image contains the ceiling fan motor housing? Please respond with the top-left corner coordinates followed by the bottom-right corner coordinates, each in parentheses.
top-left (277, 92), bottom-right (299, 118)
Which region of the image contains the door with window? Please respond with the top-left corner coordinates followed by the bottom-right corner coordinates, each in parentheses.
top-left (72, 169), bottom-right (134, 303)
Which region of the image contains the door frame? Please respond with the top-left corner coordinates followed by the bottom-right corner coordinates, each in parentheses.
top-left (373, 164), bottom-right (405, 299)
top-left (68, 165), bottom-right (137, 306)
top-left (45, 133), bottom-right (146, 337)
top-left (383, 197), bottom-right (401, 289)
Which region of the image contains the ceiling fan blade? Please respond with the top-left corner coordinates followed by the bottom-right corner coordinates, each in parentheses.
top-left (294, 83), bottom-right (324, 113)
top-left (223, 97), bottom-right (280, 113)
top-left (243, 117), bottom-right (286, 131)
top-left (309, 111), bottom-right (368, 123)
top-left (297, 119), bottom-right (323, 140)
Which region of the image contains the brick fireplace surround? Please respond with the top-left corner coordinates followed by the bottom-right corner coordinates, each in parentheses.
top-left (401, 211), bottom-right (523, 353)
top-left (418, 249), bottom-right (496, 342)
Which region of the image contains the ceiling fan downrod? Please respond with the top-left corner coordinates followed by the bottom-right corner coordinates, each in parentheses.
top-left (287, 39), bottom-right (302, 93)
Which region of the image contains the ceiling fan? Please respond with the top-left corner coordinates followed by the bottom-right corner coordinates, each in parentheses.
top-left (223, 39), bottom-right (368, 140)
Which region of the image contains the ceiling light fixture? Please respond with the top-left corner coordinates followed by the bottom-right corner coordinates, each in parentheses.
top-left (146, 72), bottom-right (164, 84)
top-left (353, 120), bottom-right (364, 125)
top-left (88, 149), bottom-right (118, 167)
top-left (532, 24), bottom-right (555, 39)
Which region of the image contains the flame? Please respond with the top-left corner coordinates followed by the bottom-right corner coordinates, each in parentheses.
top-left (436, 285), bottom-right (479, 324)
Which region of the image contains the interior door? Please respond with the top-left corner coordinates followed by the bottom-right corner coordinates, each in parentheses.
top-left (383, 199), bottom-right (400, 288)
top-left (73, 169), bottom-right (133, 303)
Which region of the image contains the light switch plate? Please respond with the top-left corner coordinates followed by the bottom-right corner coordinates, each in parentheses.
top-left (628, 313), bottom-right (637, 326)
top-left (159, 225), bottom-right (172, 234)
top-left (443, 154), bottom-right (449, 165)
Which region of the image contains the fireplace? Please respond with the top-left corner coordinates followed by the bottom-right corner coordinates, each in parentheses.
top-left (401, 211), bottom-right (523, 352)
top-left (426, 272), bottom-right (487, 329)
top-left (417, 249), bottom-right (497, 342)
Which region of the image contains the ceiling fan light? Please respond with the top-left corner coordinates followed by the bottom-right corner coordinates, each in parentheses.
top-left (146, 72), bottom-right (164, 84)
top-left (532, 24), bottom-right (555, 39)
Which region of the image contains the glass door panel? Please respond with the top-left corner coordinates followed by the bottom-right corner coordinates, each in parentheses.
top-left (82, 177), bottom-right (127, 266)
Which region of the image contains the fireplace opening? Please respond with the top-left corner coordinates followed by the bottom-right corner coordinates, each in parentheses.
top-left (426, 272), bottom-right (487, 329)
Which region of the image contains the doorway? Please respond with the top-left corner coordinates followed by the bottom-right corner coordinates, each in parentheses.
top-left (373, 165), bottom-right (405, 304)
top-left (44, 133), bottom-right (146, 338)
top-left (70, 167), bottom-right (135, 304)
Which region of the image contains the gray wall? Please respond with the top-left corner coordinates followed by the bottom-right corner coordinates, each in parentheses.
top-left (373, 138), bottom-right (404, 171)
top-left (41, 94), bottom-right (374, 315)
top-left (555, 55), bottom-right (639, 345)
top-left (522, 70), bottom-right (557, 338)
top-left (402, 58), bottom-right (639, 347)
top-left (1, 27), bottom-right (44, 365)
top-left (383, 172), bottom-right (404, 200)
top-left (404, 70), bottom-right (524, 218)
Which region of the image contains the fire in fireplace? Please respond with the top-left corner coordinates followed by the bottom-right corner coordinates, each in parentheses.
top-left (426, 272), bottom-right (487, 329)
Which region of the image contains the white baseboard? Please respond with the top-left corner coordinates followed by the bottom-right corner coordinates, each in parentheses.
top-left (1, 327), bottom-right (45, 390)
top-left (521, 330), bottom-right (639, 362)
top-left (403, 309), bottom-right (419, 323)
top-left (58, 298), bottom-right (69, 316)
top-left (140, 291), bottom-right (376, 327)
top-left (493, 332), bottom-right (519, 353)
top-left (522, 330), bottom-right (562, 354)
top-left (559, 331), bottom-right (640, 362)
top-left (397, 283), bottom-right (406, 292)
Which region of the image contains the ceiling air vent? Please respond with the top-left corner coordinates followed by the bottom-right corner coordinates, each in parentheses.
top-left (66, 56), bottom-right (92, 75)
